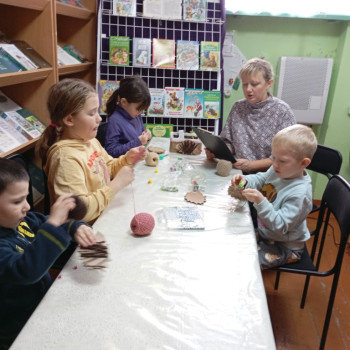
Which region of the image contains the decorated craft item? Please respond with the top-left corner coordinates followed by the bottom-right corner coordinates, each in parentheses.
top-left (228, 184), bottom-right (246, 201)
top-left (170, 131), bottom-right (202, 155)
top-left (176, 140), bottom-right (201, 155)
top-left (145, 151), bottom-right (159, 167)
top-left (216, 159), bottom-right (232, 177)
top-left (148, 146), bottom-right (165, 154)
top-left (78, 232), bottom-right (109, 269)
top-left (185, 191), bottom-right (206, 205)
top-left (191, 172), bottom-right (206, 192)
top-left (68, 195), bottom-right (88, 220)
top-left (130, 212), bottom-right (155, 236)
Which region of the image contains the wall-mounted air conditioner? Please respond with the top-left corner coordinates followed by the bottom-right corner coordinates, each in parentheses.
top-left (276, 56), bottom-right (333, 125)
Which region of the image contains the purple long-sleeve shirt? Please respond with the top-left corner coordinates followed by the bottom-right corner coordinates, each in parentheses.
top-left (105, 105), bottom-right (145, 157)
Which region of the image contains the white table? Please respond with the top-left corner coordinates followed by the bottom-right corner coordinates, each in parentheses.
top-left (11, 138), bottom-right (276, 350)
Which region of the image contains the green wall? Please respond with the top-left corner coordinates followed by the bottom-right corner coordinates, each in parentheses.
top-left (224, 15), bottom-right (350, 199)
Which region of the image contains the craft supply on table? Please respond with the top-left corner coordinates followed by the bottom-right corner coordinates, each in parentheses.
top-left (163, 206), bottom-right (205, 230)
top-left (130, 212), bottom-right (155, 236)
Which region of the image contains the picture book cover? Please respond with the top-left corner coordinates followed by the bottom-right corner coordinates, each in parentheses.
top-left (200, 41), bottom-right (220, 71)
top-left (143, 0), bottom-right (182, 20)
top-left (0, 90), bottom-right (21, 113)
top-left (152, 39), bottom-right (175, 69)
top-left (16, 108), bottom-right (46, 134)
top-left (164, 87), bottom-right (184, 117)
top-left (57, 45), bottom-right (81, 65)
top-left (145, 123), bottom-right (173, 138)
top-left (183, 0), bottom-right (206, 22)
top-left (176, 40), bottom-right (199, 70)
top-left (147, 88), bottom-right (165, 117)
top-left (1, 110), bottom-right (41, 140)
top-left (109, 36), bottom-right (130, 66)
top-left (184, 89), bottom-right (204, 118)
top-left (0, 43), bottom-right (38, 70)
top-left (98, 80), bottom-right (120, 114)
top-left (132, 38), bottom-right (151, 67)
top-left (203, 90), bottom-right (221, 119)
top-left (113, 0), bottom-right (136, 16)
top-left (0, 124), bottom-right (22, 153)
top-left (0, 47), bottom-right (26, 73)
top-left (0, 116), bottom-right (28, 146)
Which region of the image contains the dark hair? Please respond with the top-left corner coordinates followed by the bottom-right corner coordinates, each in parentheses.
top-left (36, 78), bottom-right (96, 164)
top-left (106, 76), bottom-right (151, 117)
top-left (0, 158), bottom-right (29, 195)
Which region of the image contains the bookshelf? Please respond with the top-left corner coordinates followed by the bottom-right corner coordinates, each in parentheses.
top-left (0, 0), bottom-right (97, 158)
top-left (97, 0), bottom-right (225, 134)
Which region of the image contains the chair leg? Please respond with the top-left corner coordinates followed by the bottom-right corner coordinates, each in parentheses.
top-left (300, 274), bottom-right (311, 308)
top-left (319, 274), bottom-right (341, 350)
top-left (274, 271), bottom-right (281, 290)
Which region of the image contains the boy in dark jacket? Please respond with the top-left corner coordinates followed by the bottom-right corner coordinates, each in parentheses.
top-left (0, 158), bottom-right (96, 349)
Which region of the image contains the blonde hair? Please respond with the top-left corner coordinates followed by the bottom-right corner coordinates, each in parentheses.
top-left (239, 57), bottom-right (274, 82)
top-left (272, 124), bottom-right (317, 161)
top-left (36, 78), bottom-right (96, 164)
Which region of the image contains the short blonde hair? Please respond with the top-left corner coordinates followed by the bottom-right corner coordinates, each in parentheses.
top-left (272, 124), bottom-right (317, 160)
top-left (239, 57), bottom-right (274, 82)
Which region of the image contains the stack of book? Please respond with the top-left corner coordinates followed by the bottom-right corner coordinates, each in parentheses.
top-left (0, 90), bottom-right (46, 154)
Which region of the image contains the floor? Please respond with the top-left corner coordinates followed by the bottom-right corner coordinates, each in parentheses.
top-left (262, 208), bottom-right (350, 350)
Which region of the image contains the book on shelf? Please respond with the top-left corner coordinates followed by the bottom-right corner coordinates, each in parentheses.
top-left (97, 80), bottom-right (120, 114)
top-left (143, 0), bottom-right (182, 20)
top-left (132, 38), bottom-right (151, 67)
top-left (57, 0), bottom-right (85, 7)
top-left (0, 90), bottom-right (21, 113)
top-left (176, 40), bottom-right (199, 70)
top-left (113, 0), bottom-right (136, 16)
top-left (0, 125), bottom-right (22, 154)
top-left (200, 41), bottom-right (220, 71)
top-left (0, 116), bottom-right (28, 148)
top-left (0, 47), bottom-right (27, 73)
top-left (152, 38), bottom-right (175, 69)
top-left (183, 0), bottom-right (206, 22)
top-left (203, 90), bottom-right (221, 119)
top-left (145, 123), bottom-right (173, 138)
top-left (109, 36), bottom-right (130, 66)
top-left (184, 89), bottom-right (204, 118)
top-left (0, 43), bottom-right (38, 70)
top-left (1, 110), bottom-right (41, 140)
top-left (11, 40), bottom-right (51, 69)
top-left (164, 87), bottom-right (184, 117)
top-left (16, 108), bottom-right (46, 134)
top-left (147, 88), bottom-right (165, 117)
top-left (57, 45), bottom-right (81, 65)
top-left (63, 45), bottom-right (88, 63)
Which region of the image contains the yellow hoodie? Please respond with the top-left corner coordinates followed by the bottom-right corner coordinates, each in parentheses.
top-left (44, 138), bottom-right (129, 224)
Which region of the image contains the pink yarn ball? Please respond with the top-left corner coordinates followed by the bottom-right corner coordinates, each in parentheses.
top-left (130, 212), bottom-right (155, 236)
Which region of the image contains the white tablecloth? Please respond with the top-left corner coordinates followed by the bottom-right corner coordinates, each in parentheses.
top-left (11, 138), bottom-right (276, 350)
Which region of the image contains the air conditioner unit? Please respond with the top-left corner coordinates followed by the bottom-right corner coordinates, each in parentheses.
top-left (276, 56), bottom-right (333, 125)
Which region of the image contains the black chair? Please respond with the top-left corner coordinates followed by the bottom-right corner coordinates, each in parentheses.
top-left (307, 144), bottom-right (342, 215)
top-left (6, 153), bottom-right (34, 210)
top-left (272, 175), bottom-right (350, 350)
top-left (96, 121), bottom-right (107, 147)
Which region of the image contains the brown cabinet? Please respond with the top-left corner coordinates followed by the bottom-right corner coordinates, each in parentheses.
top-left (0, 0), bottom-right (97, 157)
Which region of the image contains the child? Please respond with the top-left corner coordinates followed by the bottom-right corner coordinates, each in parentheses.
top-left (105, 76), bottom-right (152, 158)
top-left (0, 158), bottom-right (96, 349)
top-left (36, 78), bottom-right (147, 224)
top-left (231, 124), bottom-right (317, 269)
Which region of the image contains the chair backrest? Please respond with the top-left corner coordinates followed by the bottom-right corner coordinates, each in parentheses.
top-left (307, 144), bottom-right (342, 179)
top-left (313, 175), bottom-right (350, 271)
top-left (5, 153), bottom-right (34, 210)
top-left (96, 121), bottom-right (107, 148)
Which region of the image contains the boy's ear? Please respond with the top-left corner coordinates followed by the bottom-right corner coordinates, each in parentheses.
top-left (301, 157), bottom-right (311, 168)
top-left (62, 114), bottom-right (74, 127)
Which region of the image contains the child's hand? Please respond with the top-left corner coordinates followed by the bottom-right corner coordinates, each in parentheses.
top-left (139, 130), bottom-right (152, 145)
top-left (126, 146), bottom-right (147, 164)
top-left (242, 188), bottom-right (264, 204)
top-left (231, 174), bottom-right (246, 187)
top-left (110, 166), bottom-right (135, 193)
top-left (74, 225), bottom-right (97, 247)
top-left (46, 194), bottom-right (76, 227)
